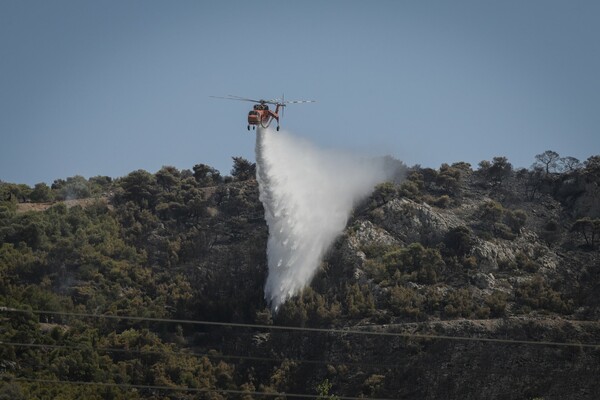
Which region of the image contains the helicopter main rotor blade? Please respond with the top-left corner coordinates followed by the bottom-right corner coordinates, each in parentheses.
top-left (227, 95), bottom-right (265, 102)
top-left (209, 95), bottom-right (262, 103)
top-left (283, 100), bottom-right (316, 104)
top-left (210, 95), bottom-right (316, 106)
top-left (260, 98), bottom-right (283, 105)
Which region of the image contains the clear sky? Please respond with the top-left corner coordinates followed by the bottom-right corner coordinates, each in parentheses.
top-left (1, 0), bottom-right (599, 185)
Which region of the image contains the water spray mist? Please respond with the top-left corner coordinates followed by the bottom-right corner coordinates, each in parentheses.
top-left (255, 127), bottom-right (399, 311)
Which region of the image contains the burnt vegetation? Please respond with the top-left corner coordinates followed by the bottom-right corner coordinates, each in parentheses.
top-left (1, 151), bottom-right (600, 399)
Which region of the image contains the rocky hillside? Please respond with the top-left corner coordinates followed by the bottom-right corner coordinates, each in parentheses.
top-left (1, 154), bottom-right (599, 399)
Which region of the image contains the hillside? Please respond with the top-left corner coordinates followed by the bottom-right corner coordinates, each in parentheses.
top-left (1, 154), bottom-right (600, 399)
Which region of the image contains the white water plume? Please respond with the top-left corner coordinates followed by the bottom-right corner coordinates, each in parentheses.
top-left (255, 127), bottom-right (402, 311)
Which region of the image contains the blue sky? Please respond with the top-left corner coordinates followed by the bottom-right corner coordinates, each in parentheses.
top-left (1, 0), bottom-right (599, 185)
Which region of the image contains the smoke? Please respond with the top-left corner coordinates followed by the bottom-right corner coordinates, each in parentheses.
top-left (255, 127), bottom-right (402, 311)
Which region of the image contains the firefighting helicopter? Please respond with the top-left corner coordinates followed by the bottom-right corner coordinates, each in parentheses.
top-left (210, 95), bottom-right (315, 131)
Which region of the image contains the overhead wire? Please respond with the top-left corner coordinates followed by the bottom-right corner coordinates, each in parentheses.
top-left (0, 341), bottom-right (402, 369)
top-left (2, 307), bottom-right (599, 349)
top-left (3, 308), bottom-right (594, 399)
top-left (2, 377), bottom-right (395, 400)
top-left (2, 375), bottom-right (573, 399)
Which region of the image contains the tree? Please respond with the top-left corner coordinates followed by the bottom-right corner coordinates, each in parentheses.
top-left (370, 182), bottom-right (397, 206)
top-left (30, 182), bottom-right (54, 202)
top-left (534, 150), bottom-right (560, 174)
top-left (316, 378), bottom-right (339, 400)
top-left (88, 175), bottom-right (113, 194)
top-left (230, 157), bottom-right (256, 181)
top-left (57, 175), bottom-right (91, 200)
top-left (487, 156), bottom-right (513, 184)
top-left (520, 166), bottom-right (544, 200)
top-left (559, 156), bottom-right (582, 172)
top-left (118, 170), bottom-right (158, 209)
top-left (477, 157), bottom-right (513, 185)
top-left (444, 226), bottom-right (474, 256)
top-left (570, 217), bottom-right (600, 248)
top-left (155, 165), bottom-right (181, 192)
top-left (583, 155), bottom-right (600, 181)
top-left (0, 182), bottom-right (32, 202)
top-left (193, 163), bottom-right (222, 186)
top-left (477, 160), bottom-right (492, 173)
top-left (437, 163), bottom-right (462, 195)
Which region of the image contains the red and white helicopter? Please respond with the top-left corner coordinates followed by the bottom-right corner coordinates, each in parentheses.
top-left (210, 95), bottom-right (315, 131)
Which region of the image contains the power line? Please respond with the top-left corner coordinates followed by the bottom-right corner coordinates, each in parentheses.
top-left (2, 307), bottom-right (599, 349)
top-left (0, 341), bottom-right (401, 369)
top-left (4, 377), bottom-right (394, 400)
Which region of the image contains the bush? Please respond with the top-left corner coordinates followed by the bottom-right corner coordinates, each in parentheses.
top-left (444, 226), bottom-right (474, 256)
top-left (442, 288), bottom-right (477, 318)
top-left (436, 164), bottom-right (462, 196)
top-left (516, 275), bottom-right (573, 314)
top-left (480, 201), bottom-right (503, 226)
top-left (515, 252), bottom-right (539, 273)
top-left (484, 291), bottom-right (508, 317)
top-left (388, 285), bottom-right (423, 319)
top-left (370, 182), bottom-right (397, 206)
top-left (504, 209), bottom-right (527, 233)
top-left (541, 219), bottom-right (561, 245)
top-left (344, 283), bottom-right (375, 319)
top-left (432, 195), bottom-right (451, 208)
top-left (398, 180), bottom-right (421, 200)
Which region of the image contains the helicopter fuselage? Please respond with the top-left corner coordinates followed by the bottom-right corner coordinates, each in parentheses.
top-left (247, 103), bottom-right (282, 130)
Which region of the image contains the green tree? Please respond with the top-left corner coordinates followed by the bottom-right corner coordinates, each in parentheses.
top-left (316, 378), bottom-right (339, 400)
top-left (344, 283), bottom-right (375, 318)
top-left (0, 182), bottom-right (32, 202)
top-left (437, 163), bottom-right (462, 195)
top-left (57, 175), bottom-right (91, 200)
top-left (88, 175), bottom-right (113, 192)
top-left (29, 182), bottom-right (54, 202)
top-left (477, 157), bottom-right (512, 185)
top-left (488, 156), bottom-right (513, 184)
top-left (117, 170), bottom-right (158, 209)
top-left (193, 163), bottom-right (222, 186)
top-left (370, 182), bottom-right (397, 206)
top-left (230, 157), bottom-right (256, 181)
top-left (155, 165), bottom-right (181, 192)
top-left (444, 226), bottom-right (474, 256)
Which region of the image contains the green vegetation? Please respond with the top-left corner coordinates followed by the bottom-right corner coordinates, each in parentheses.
top-left (1, 150), bottom-right (599, 398)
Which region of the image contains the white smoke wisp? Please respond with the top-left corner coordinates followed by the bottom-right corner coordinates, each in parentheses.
top-left (255, 127), bottom-right (400, 311)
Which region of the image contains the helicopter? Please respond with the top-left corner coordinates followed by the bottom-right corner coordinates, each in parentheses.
top-left (210, 95), bottom-right (315, 131)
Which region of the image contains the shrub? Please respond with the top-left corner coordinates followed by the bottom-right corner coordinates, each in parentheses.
top-left (364, 243), bottom-right (445, 285)
top-left (480, 201), bottom-right (503, 226)
top-left (388, 285), bottom-right (423, 319)
top-left (370, 182), bottom-right (397, 207)
top-left (504, 209), bottom-right (527, 233)
top-left (444, 226), bottom-right (474, 256)
top-left (516, 275), bottom-right (573, 314)
top-left (398, 180), bottom-right (421, 200)
top-left (432, 195), bottom-right (451, 208)
top-left (344, 283), bottom-right (375, 319)
top-left (442, 288), bottom-right (476, 318)
top-left (541, 219), bottom-right (561, 245)
top-left (484, 291), bottom-right (508, 317)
